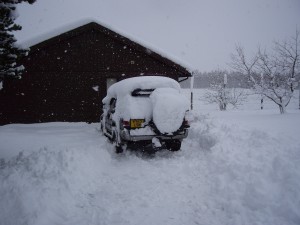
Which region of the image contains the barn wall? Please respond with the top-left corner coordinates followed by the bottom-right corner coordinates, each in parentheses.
top-left (0, 26), bottom-right (188, 125)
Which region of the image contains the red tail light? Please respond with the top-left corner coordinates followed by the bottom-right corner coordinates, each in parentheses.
top-left (183, 119), bottom-right (189, 126)
top-left (183, 111), bottom-right (192, 128)
top-left (183, 119), bottom-right (190, 128)
top-left (122, 120), bottom-right (130, 129)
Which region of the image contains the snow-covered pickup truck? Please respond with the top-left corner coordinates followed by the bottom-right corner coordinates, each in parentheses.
top-left (100, 76), bottom-right (190, 153)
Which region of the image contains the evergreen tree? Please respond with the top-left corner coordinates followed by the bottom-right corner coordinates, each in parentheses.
top-left (0, 0), bottom-right (35, 82)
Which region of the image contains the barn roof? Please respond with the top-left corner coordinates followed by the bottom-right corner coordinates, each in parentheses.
top-left (28, 21), bottom-right (191, 77)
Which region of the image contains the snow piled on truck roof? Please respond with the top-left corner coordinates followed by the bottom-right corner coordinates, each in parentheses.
top-left (102, 76), bottom-right (180, 104)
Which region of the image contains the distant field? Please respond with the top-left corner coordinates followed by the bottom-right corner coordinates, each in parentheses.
top-left (182, 88), bottom-right (300, 113)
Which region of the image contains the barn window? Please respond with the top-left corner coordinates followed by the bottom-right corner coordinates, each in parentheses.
top-left (107, 78), bottom-right (117, 90)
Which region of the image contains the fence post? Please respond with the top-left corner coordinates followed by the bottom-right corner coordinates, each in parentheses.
top-left (190, 72), bottom-right (194, 110)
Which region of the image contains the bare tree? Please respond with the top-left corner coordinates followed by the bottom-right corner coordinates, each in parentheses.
top-left (204, 71), bottom-right (247, 110)
top-left (230, 31), bottom-right (300, 114)
top-left (230, 45), bottom-right (259, 82)
top-left (274, 30), bottom-right (299, 93)
top-left (229, 88), bottom-right (248, 109)
top-left (274, 30), bottom-right (300, 110)
top-left (204, 86), bottom-right (229, 111)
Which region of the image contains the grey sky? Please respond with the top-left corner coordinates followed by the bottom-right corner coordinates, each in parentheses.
top-left (15, 0), bottom-right (300, 71)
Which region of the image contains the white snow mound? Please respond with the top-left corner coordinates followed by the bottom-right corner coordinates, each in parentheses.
top-left (102, 76), bottom-right (180, 105)
top-left (150, 87), bottom-right (189, 133)
top-left (102, 76), bottom-right (184, 122)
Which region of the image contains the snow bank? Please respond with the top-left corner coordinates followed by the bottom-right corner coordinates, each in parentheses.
top-left (1, 89), bottom-right (300, 225)
top-left (181, 108), bottom-right (300, 225)
top-left (0, 122), bottom-right (98, 160)
top-left (0, 146), bottom-right (112, 225)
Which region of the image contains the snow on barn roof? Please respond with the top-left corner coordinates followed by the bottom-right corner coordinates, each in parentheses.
top-left (20, 18), bottom-right (193, 73)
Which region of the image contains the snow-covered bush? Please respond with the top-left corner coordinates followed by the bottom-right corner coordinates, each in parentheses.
top-left (203, 72), bottom-right (247, 110)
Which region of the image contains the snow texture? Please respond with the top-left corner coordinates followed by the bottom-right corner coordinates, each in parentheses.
top-left (150, 87), bottom-right (189, 133)
top-left (103, 76), bottom-right (180, 103)
top-left (103, 76), bottom-right (182, 122)
top-left (92, 85), bottom-right (99, 92)
top-left (130, 126), bottom-right (155, 136)
top-left (0, 89), bottom-right (300, 225)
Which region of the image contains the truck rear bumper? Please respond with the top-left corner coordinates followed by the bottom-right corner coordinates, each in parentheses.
top-left (120, 129), bottom-right (188, 142)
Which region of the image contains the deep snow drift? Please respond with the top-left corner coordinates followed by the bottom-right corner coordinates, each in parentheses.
top-left (0, 89), bottom-right (300, 225)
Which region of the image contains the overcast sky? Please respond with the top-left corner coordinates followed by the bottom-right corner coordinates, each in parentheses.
top-left (15, 0), bottom-right (300, 72)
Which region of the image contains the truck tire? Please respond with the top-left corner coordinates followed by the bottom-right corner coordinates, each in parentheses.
top-left (165, 140), bottom-right (181, 151)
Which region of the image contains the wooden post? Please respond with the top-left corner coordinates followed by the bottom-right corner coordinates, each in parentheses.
top-left (261, 73), bottom-right (264, 110)
top-left (190, 72), bottom-right (194, 110)
top-left (223, 73), bottom-right (227, 110)
top-left (299, 82), bottom-right (300, 110)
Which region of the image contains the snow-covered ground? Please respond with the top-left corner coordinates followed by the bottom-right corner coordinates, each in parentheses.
top-left (0, 89), bottom-right (300, 225)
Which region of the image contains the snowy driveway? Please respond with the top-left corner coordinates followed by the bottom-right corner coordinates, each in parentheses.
top-left (1, 108), bottom-right (300, 225)
top-left (0, 122), bottom-right (214, 225)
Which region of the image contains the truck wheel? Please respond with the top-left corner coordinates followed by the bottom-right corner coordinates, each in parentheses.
top-left (112, 130), bottom-right (125, 154)
top-left (100, 122), bottom-right (103, 133)
top-left (165, 140), bottom-right (181, 151)
top-left (115, 145), bottom-right (123, 154)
